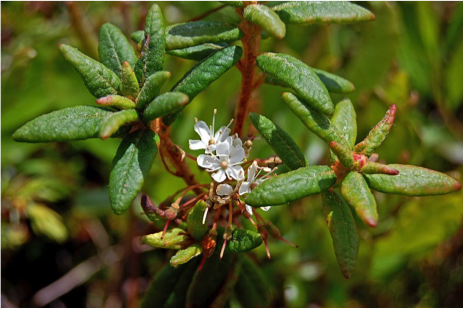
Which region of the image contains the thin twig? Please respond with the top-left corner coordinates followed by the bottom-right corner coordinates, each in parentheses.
top-left (189, 4), bottom-right (227, 22)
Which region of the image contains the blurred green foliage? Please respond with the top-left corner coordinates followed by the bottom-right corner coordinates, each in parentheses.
top-left (1, 2), bottom-right (462, 307)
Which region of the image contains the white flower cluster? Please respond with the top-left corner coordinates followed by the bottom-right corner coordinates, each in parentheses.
top-left (189, 110), bottom-right (273, 214)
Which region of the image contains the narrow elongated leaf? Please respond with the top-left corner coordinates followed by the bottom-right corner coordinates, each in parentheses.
top-left (282, 92), bottom-right (349, 146)
top-left (13, 106), bottom-right (115, 143)
top-left (166, 43), bottom-right (228, 61)
top-left (273, 1), bottom-right (375, 25)
top-left (96, 94), bottom-right (136, 110)
top-left (163, 46), bottom-right (243, 125)
top-left (246, 165), bottom-right (336, 206)
top-left (342, 171), bottom-right (378, 227)
top-left (364, 164), bottom-right (462, 196)
top-left (141, 194), bottom-right (167, 230)
top-left (121, 62), bottom-right (140, 101)
top-left (165, 21), bottom-right (244, 50)
top-left (109, 130), bottom-right (159, 214)
top-left (98, 23), bottom-right (137, 78)
top-left (234, 255), bottom-right (270, 307)
top-left (353, 105), bottom-right (396, 156)
top-left (313, 68), bottom-right (355, 93)
top-left (59, 44), bottom-right (121, 98)
top-left (134, 4), bottom-right (165, 84)
top-left (321, 190), bottom-right (359, 279)
top-left (250, 112), bottom-right (307, 170)
top-left (187, 200), bottom-right (209, 241)
top-left (163, 257), bottom-right (201, 307)
top-left (330, 141), bottom-right (354, 168)
top-left (244, 4), bottom-right (286, 39)
top-left (141, 228), bottom-right (191, 249)
top-left (143, 92), bottom-right (189, 123)
top-left (225, 228), bottom-right (263, 253)
top-left (211, 256), bottom-right (242, 308)
top-left (170, 244), bottom-right (202, 267)
top-left (331, 99), bottom-right (357, 148)
top-left (100, 109), bottom-right (139, 139)
top-left (136, 71), bottom-right (171, 110)
top-left (257, 53), bottom-right (334, 114)
top-left (361, 161), bottom-right (399, 175)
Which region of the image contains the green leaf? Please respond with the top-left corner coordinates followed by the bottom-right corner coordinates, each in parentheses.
top-left (364, 164), bottom-right (462, 196)
top-left (96, 94), bottom-right (136, 110)
top-left (170, 243), bottom-right (202, 267)
top-left (141, 194), bottom-right (168, 230)
top-left (313, 68), bottom-right (355, 93)
top-left (329, 141), bottom-right (354, 168)
top-left (225, 228), bottom-right (263, 253)
top-left (143, 92), bottom-right (189, 123)
top-left (187, 200), bottom-right (209, 241)
top-left (250, 112), bottom-right (307, 170)
top-left (163, 46), bottom-right (243, 125)
top-left (341, 171), bottom-right (378, 227)
top-left (282, 92), bottom-right (348, 146)
top-left (98, 23), bottom-right (137, 78)
top-left (109, 130), bottom-right (159, 214)
top-left (121, 62), bottom-right (140, 101)
top-left (166, 43), bottom-right (228, 61)
top-left (141, 228), bottom-right (191, 249)
top-left (165, 21), bottom-right (244, 51)
top-left (140, 257), bottom-right (200, 308)
top-left (331, 99), bottom-right (357, 148)
top-left (273, 1), bottom-right (375, 25)
top-left (131, 30), bottom-right (144, 44)
top-left (27, 203), bottom-right (68, 243)
top-left (219, 1), bottom-right (243, 7)
top-left (353, 105), bottom-right (396, 156)
top-left (256, 53), bottom-right (334, 114)
top-left (100, 109), bottom-right (139, 139)
top-left (246, 165), bottom-right (337, 206)
top-left (361, 161), bottom-right (399, 176)
top-left (134, 4), bottom-right (166, 84)
top-left (244, 4), bottom-right (286, 39)
top-left (59, 44), bottom-right (121, 98)
top-left (210, 256), bottom-right (242, 308)
top-left (13, 106), bottom-right (115, 143)
top-left (321, 190), bottom-right (359, 279)
top-left (136, 71), bottom-right (171, 110)
top-left (234, 255), bottom-right (270, 307)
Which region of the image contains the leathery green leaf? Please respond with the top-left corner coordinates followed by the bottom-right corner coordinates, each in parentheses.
top-left (244, 4), bottom-right (286, 39)
top-left (166, 43), bottom-right (228, 61)
top-left (364, 164), bottom-right (462, 196)
top-left (131, 30), bottom-right (144, 44)
top-left (321, 190), bottom-right (359, 279)
top-left (361, 161), bottom-right (399, 175)
top-left (136, 71), bottom-right (171, 110)
top-left (353, 105), bottom-right (396, 156)
top-left (141, 257), bottom-right (200, 308)
top-left (143, 92), bottom-right (189, 123)
top-left (121, 62), bottom-right (140, 101)
top-left (109, 130), bottom-right (158, 214)
top-left (186, 247), bottom-right (235, 307)
top-left (135, 4), bottom-right (165, 84)
top-left (273, 1), bottom-right (375, 25)
top-left (165, 21), bottom-right (244, 50)
top-left (282, 92), bottom-right (349, 147)
top-left (13, 106), bottom-right (115, 143)
top-left (225, 228), bottom-right (263, 253)
top-left (59, 44), bottom-right (121, 98)
top-left (342, 172), bottom-right (378, 227)
top-left (250, 112), bottom-right (307, 170)
top-left (235, 255), bottom-right (270, 307)
top-left (163, 46), bottom-right (243, 125)
top-left (313, 68), bottom-right (355, 93)
top-left (330, 141), bottom-right (354, 168)
top-left (98, 23), bottom-right (137, 78)
top-left (141, 228), bottom-right (191, 250)
top-left (331, 99), bottom-right (357, 148)
top-left (96, 94), bottom-right (136, 110)
top-left (187, 200), bottom-right (209, 241)
top-left (100, 109), bottom-right (139, 139)
top-left (246, 165), bottom-right (337, 206)
top-left (257, 53), bottom-right (334, 114)
top-left (170, 243), bottom-right (202, 267)
top-left (141, 194), bottom-right (167, 230)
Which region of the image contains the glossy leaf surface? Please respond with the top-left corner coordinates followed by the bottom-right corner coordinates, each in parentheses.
top-left (313, 68), bottom-right (355, 93)
top-left (121, 62), bottom-right (140, 101)
top-left (244, 4), bottom-right (286, 39)
top-left (141, 228), bottom-right (191, 249)
top-left (331, 99), bottom-right (357, 148)
top-left (170, 243), bottom-right (202, 267)
top-left (96, 94), bottom-right (136, 110)
top-left (99, 109), bottom-right (139, 139)
top-left (136, 71), bottom-right (171, 110)
top-left (166, 43), bottom-right (228, 61)
top-left (187, 200), bottom-right (209, 241)
top-left (143, 92), bottom-right (189, 123)
top-left (225, 228), bottom-right (263, 253)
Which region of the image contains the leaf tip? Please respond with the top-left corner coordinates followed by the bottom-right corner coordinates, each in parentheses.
top-left (365, 217), bottom-right (378, 228)
top-left (455, 181), bottom-right (462, 191)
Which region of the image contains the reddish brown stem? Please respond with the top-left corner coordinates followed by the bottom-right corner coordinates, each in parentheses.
top-left (189, 4), bottom-right (227, 22)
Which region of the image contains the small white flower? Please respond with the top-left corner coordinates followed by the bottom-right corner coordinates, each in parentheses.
top-left (239, 161), bottom-right (273, 214)
top-left (197, 136), bottom-right (246, 183)
top-left (189, 109), bottom-right (232, 154)
top-left (217, 184), bottom-right (234, 196)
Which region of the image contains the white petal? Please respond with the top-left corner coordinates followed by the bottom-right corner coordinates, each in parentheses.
top-left (260, 206), bottom-right (271, 211)
top-left (245, 204), bottom-right (253, 215)
top-left (214, 126), bottom-right (231, 142)
top-left (216, 141), bottom-right (231, 156)
top-left (189, 139), bottom-right (206, 150)
top-left (228, 165), bottom-right (244, 180)
top-left (239, 182), bottom-right (251, 195)
top-left (229, 146), bottom-right (245, 164)
top-left (247, 161), bottom-right (259, 182)
top-left (197, 154), bottom-right (220, 169)
top-left (212, 169), bottom-right (226, 182)
top-left (194, 121), bottom-right (211, 145)
top-left (217, 184), bottom-right (234, 196)
top-left (232, 136), bottom-right (242, 147)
